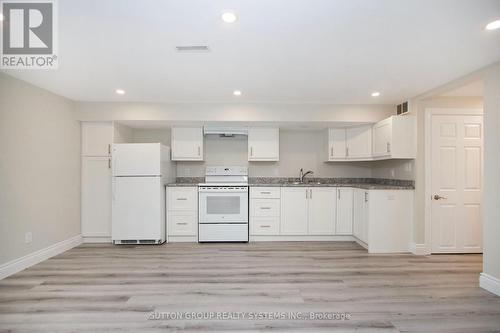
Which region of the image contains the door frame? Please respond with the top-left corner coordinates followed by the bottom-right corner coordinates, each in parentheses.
top-left (424, 108), bottom-right (483, 253)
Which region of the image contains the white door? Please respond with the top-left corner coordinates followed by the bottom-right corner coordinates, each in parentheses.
top-left (112, 143), bottom-right (161, 176)
top-left (81, 157), bottom-right (111, 238)
top-left (112, 177), bottom-right (163, 241)
top-left (248, 128), bottom-right (279, 161)
top-left (336, 188), bottom-right (354, 235)
top-left (431, 114), bottom-right (483, 253)
top-left (281, 187), bottom-right (308, 235)
top-left (346, 125), bottom-right (372, 159)
top-left (328, 129), bottom-right (346, 159)
top-left (308, 188), bottom-right (336, 235)
top-left (171, 127), bottom-right (203, 161)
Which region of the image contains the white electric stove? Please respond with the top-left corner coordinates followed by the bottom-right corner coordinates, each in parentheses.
top-left (198, 166), bottom-right (249, 242)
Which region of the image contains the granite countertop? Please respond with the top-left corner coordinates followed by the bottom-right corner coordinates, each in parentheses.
top-left (166, 177), bottom-right (414, 190)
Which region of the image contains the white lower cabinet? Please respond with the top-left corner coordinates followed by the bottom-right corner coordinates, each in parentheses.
top-left (166, 186), bottom-right (198, 242)
top-left (81, 156), bottom-right (112, 240)
top-left (336, 188), bottom-right (354, 235)
top-left (250, 217), bottom-right (280, 235)
top-left (353, 189), bottom-right (369, 244)
top-left (280, 187), bottom-right (336, 236)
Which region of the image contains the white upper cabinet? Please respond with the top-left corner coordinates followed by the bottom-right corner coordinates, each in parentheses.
top-left (248, 128), bottom-right (279, 161)
top-left (327, 128), bottom-right (347, 160)
top-left (372, 116), bottom-right (416, 159)
top-left (81, 122), bottom-right (113, 157)
top-left (346, 125), bottom-right (372, 159)
top-left (171, 127), bottom-right (204, 161)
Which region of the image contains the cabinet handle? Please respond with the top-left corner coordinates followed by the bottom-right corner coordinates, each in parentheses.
top-left (306, 189), bottom-right (308, 199)
top-left (364, 192), bottom-right (368, 202)
top-left (108, 144), bottom-right (111, 155)
top-left (260, 225), bottom-right (271, 228)
top-left (108, 158), bottom-right (111, 169)
top-left (346, 147), bottom-right (349, 157)
top-left (330, 147), bottom-right (333, 157)
top-left (176, 222), bottom-right (188, 225)
top-left (260, 207), bottom-right (271, 210)
top-left (176, 198), bottom-right (188, 201)
top-left (310, 189), bottom-right (312, 198)
top-left (260, 191), bottom-right (271, 194)
top-left (338, 189), bottom-right (341, 200)
top-left (387, 142), bottom-right (391, 153)
top-left (198, 146), bottom-right (201, 156)
top-left (250, 147), bottom-right (253, 157)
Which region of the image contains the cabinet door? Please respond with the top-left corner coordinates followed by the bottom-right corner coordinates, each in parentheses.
top-left (353, 189), bottom-right (368, 243)
top-left (171, 127), bottom-right (203, 161)
top-left (308, 188), bottom-right (336, 235)
top-left (336, 188), bottom-right (354, 235)
top-left (81, 122), bottom-right (113, 157)
top-left (346, 125), bottom-right (372, 159)
top-left (248, 128), bottom-right (279, 161)
top-left (280, 187), bottom-right (308, 235)
top-left (81, 157), bottom-right (111, 238)
top-left (372, 119), bottom-right (392, 157)
top-left (328, 129), bottom-right (346, 160)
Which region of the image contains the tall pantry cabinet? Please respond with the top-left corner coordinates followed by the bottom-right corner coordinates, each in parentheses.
top-left (81, 122), bottom-right (132, 243)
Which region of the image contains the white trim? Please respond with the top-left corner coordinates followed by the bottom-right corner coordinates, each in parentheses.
top-left (480, 273), bottom-right (500, 296)
top-left (83, 236), bottom-right (112, 243)
top-left (0, 235), bottom-right (82, 280)
top-left (409, 242), bottom-right (431, 255)
top-left (424, 108), bottom-right (483, 254)
top-left (250, 235), bottom-right (354, 242)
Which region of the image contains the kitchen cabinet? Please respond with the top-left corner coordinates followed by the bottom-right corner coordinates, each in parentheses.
top-left (81, 122), bottom-right (113, 157)
top-left (81, 156), bottom-right (112, 240)
top-left (327, 128), bottom-right (346, 160)
top-left (353, 188), bottom-right (368, 244)
top-left (171, 127), bottom-right (204, 161)
top-left (308, 187), bottom-right (336, 235)
top-left (248, 127), bottom-right (279, 161)
top-left (250, 187), bottom-right (281, 236)
top-left (372, 116), bottom-right (416, 159)
top-left (281, 187), bottom-right (336, 236)
top-left (336, 188), bottom-right (353, 235)
top-left (166, 186), bottom-right (199, 241)
top-left (346, 125), bottom-right (372, 159)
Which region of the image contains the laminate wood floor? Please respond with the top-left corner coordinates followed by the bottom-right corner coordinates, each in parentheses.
top-left (1, 242), bottom-right (499, 333)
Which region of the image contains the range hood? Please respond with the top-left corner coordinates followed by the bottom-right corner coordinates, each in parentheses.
top-left (203, 126), bottom-right (248, 137)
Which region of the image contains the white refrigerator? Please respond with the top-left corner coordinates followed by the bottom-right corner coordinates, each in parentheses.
top-left (111, 143), bottom-right (175, 244)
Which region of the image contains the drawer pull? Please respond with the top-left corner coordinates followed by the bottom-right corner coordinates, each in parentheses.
top-left (176, 198), bottom-right (188, 201)
top-left (176, 222), bottom-right (188, 225)
top-left (260, 207), bottom-right (271, 210)
top-left (260, 191), bottom-right (271, 194)
top-left (260, 225), bottom-right (271, 228)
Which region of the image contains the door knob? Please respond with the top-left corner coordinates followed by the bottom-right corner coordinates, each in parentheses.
top-left (433, 194), bottom-right (447, 200)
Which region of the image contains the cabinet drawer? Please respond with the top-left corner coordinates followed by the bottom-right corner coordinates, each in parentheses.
top-left (250, 217), bottom-right (279, 235)
top-left (167, 187), bottom-right (198, 211)
top-left (251, 199), bottom-right (280, 217)
top-left (250, 187), bottom-right (281, 199)
top-left (168, 212), bottom-right (197, 236)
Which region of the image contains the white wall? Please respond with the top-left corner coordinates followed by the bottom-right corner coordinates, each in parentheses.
top-left (0, 73), bottom-right (81, 266)
top-left (482, 62), bottom-right (500, 283)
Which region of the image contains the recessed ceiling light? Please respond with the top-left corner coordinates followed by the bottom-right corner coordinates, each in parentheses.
top-left (221, 12), bottom-right (237, 23)
top-left (233, 90), bottom-right (242, 96)
top-left (371, 92), bottom-right (380, 97)
top-left (485, 19), bottom-right (500, 31)
top-left (115, 89), bottom-right (125, 95)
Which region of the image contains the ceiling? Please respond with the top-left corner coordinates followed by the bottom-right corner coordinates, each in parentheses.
top-left (441, 80), bottom-right (484, 97)
top-left (2, 0), bottom-right (500, 104)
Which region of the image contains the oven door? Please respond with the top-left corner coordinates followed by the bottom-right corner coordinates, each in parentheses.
top-left (199, 187), bottom-right (248, 224)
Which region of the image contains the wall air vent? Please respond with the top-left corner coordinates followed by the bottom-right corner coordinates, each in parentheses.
top-left (397, 101), bottom-right (410, 115)
top-left (175, 45), bottom-right (210, 52)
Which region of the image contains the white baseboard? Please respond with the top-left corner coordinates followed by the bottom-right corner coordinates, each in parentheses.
top-left (0, 235), bottom-right (82, 280)
top-left (480, 273), bottom-right (500, 296)
top-left (409, 242), bottom-right (431, 255)
top-left (249, 235), bottom-right (355, 242)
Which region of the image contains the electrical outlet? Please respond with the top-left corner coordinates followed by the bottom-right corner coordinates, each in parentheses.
top-left (25, 232), bottom-right (32, 244)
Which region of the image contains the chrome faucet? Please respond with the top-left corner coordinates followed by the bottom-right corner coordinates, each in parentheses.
top-left (299, 168), bottom-right (314, 183)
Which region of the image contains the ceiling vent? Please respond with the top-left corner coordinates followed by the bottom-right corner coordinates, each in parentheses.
top-left (175, 45), bottom-right (210, 52)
